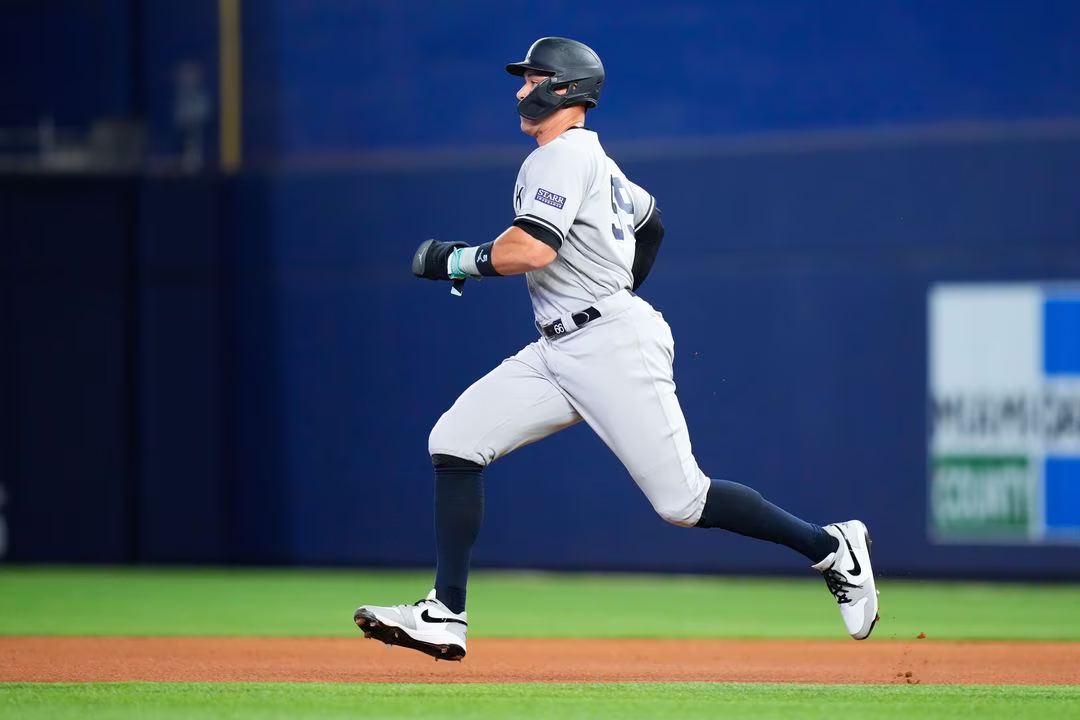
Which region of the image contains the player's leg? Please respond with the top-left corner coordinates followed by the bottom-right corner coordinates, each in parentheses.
top-left (356, 342), bottom-right (580, 658)
top-left (426, 342), bottom-right (580, 613)
top-left (551, 297), bottom-right (877, 639)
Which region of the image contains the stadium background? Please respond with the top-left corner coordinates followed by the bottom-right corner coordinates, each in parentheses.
top-left (2, 0), bottom-right (1080, 580)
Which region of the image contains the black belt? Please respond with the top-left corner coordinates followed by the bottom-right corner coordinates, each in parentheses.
top-left (539, 306), bottom-right (601, 339)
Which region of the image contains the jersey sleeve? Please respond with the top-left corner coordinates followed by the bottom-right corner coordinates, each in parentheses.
top-left (514, 144), bottom-right (589, 248)
top-left (626, 179), bottom-right (656, 232)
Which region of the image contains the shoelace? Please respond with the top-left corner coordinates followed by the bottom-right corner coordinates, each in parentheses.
top-left (408, 598), bottom-right (437, 608)
top-left (822, 568), bottom-right (856, 604)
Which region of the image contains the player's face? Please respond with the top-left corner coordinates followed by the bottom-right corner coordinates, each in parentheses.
top-left (517, 71), bottom-right (564, 136)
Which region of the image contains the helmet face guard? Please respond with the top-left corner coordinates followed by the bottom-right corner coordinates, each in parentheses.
top-left (507, 37), bottom-right (605, 122)
top-left (515, 75), bottom-right (603, 122)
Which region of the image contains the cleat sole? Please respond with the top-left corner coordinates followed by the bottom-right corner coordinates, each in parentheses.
top-left (353, 609), bottom-right (466, 661)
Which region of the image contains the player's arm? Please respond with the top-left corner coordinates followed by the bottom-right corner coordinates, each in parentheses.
top-left (411, 225), bottom-right (555, 285)
top-left (440, 224), bottom-right (557, 279)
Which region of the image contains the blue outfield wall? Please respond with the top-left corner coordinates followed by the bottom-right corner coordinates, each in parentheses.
top-left (136, 178), bottom-right (229, 562)
top-left (2, 130), bottom-right (1080, 577)
top-left (1, 177), bottom-right (139, 562)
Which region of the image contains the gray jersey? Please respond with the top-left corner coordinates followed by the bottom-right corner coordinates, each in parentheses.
top-left (512, 128), bottom-right (656, 324)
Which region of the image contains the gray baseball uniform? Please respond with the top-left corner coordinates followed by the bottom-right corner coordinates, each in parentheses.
top-left (428, 128), bottom-right (710, 526)
top-left (358, 38), bottom-right (877, 658)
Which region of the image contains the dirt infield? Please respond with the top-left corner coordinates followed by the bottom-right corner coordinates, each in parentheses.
top-left (3, 637), bottom-right (1079, 684)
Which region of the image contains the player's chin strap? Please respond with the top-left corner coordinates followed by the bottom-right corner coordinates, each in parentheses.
top-left (447, 241), bottom-right (501, 295)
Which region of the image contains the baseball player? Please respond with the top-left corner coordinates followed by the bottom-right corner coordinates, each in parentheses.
top-left (354, 37), bottom-right (878, 661)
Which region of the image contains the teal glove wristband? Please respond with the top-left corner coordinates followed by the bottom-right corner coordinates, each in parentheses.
top-left (447, 244), bottom-right (499, 279)
top-left (448, 247), bottom-right (468, 280)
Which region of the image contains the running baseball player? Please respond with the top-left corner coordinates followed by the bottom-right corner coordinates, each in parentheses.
top-left (354, 37), bottom-right (879, 661)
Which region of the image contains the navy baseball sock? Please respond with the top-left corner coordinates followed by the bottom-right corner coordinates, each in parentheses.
top-left (432, 454), bottom-right (484, 614)
top-left (694, 479), bottom-right (839, 563)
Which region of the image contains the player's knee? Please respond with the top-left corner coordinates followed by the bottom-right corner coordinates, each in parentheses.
top-left (652, 501), bottom-right (700, 528)
top-left (428, 415), bottom-right (487, 466)
top-left (650, 486), bottom-right (708, 527)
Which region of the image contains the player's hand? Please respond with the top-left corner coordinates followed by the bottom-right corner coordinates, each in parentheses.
top-left (411, 239), bottom-right (468, 281)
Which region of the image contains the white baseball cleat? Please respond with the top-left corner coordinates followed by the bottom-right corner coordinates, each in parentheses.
top-left (354, 589), bottom-right (467, 661)
top-left (813, 520), bottom-right (880, 640)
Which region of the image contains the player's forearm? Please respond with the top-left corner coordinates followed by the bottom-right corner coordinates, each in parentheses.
top-left (490, 225), bottom-right (557, 275)
top-left (442, 226), bottom-right (556, 282)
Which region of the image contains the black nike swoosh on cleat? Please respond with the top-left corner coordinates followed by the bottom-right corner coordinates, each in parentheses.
top-left (843, 535), bottom-right (862, 577)
top-left (420, 609), bottom-right (468, 626)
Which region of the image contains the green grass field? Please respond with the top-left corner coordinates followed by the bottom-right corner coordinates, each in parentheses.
top-left (2, 567), bottom-right (1079, 719)
top-left (4, 683), bottom-right (1079, 720)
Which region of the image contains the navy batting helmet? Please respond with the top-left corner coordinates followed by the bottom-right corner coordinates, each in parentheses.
top-left (506, 37), bottom-right (605, 122)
